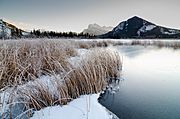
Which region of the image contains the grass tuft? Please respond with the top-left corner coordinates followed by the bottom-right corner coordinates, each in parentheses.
top-left (0, 40), bottom-right (77, 89)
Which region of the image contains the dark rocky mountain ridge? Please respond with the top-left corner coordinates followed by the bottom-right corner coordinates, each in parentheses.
top-left (99, 16), bottom-right (180, 39)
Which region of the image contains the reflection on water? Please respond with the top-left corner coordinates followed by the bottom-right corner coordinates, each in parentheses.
top-left (99, 46), bottom-right (180, 119)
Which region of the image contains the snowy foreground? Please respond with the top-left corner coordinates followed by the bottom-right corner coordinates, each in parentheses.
top-left (31, 94), bottom-right (119, 119)
top-left (0, 46), bottom-right (120, 119)
top-left (1, 75), bottom-right (119, 119)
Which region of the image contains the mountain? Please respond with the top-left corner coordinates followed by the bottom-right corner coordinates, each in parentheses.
top-left (82, 24), bottom-right (113, 36)
top-left (0, 19), bottom-right (29, 39)
top-left (99, 16), bottom-right (180, 39)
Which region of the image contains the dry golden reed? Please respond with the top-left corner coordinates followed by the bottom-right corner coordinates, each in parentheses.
top-left (12, 47), bottom-right (122, 112)
top-left (0, 39), bottom-right (77, 89)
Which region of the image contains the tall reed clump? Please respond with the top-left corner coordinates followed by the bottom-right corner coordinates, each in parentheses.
top-left (1, 47), bottom-right (122, 118)
top-left (0, 40), bottom-right (77, 89)
top-left (64, 48), bottom-right (122, 99)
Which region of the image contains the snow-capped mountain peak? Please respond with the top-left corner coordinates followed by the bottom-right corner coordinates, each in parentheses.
top-left (82, 24), bottom-right (113, 36)
top-left (100, 16), bottom-right (180, 39)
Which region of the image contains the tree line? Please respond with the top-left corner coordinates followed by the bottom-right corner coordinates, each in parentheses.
top-left (29, 30), bottom-right (96, 39)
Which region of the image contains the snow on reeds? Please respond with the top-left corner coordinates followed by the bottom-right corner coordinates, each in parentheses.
top-left (14, 48), bottom-right (121, 110)
top-left (0, 39), bottom-right (122, 118)
top-left (0, 39), bottom-right (77, 89)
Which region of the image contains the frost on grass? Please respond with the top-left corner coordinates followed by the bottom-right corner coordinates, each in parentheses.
top-left (0, 40), bottom-right (122, 119)
top-left (0, 39), bottom-right (77, 89)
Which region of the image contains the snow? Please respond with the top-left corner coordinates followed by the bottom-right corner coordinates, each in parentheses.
top-left (169, 29), bottom-right (176, 33)
top-left (0, 19), bottom-right (3, 24)
top-left (145, 25), bottom-right (156, 31)
top-left (137, 30), bottom-right (141, 36)
top-left (0, 21), bottom-right (12, 38)
top-left (114, 21), bottom-right (125, 31)
top-left (0, 72), bottom-right (119, 119)
top-left (126, 23), bottom-right (128, 26)
top-left (137, 24), bottom-right (156, 35)
top-left (0, 74), bottom-right (66, 118)
top-left (31, 94), bottom-right (119, 119)
top-left (0, 90), bottom-right (10, 115)
top-left (161, 28), bottom-right (177, 35)
top-left (22, 31), bottom-right (30, 36)
top-left (139, 25), bottom-right (156, 33)
top-left (68, 48), bottom-right (88, 67)
top-left (163, 32), bottom-right (175, 35)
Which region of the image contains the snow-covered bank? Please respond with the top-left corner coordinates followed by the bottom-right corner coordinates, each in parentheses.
top-left (0, 42), bottom-right (122, 119)
top-left (31, 94), bottom-right (119, 119)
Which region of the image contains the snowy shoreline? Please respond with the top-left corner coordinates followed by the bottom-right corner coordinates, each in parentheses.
top-left (31, 94), bottom-right (119, 119)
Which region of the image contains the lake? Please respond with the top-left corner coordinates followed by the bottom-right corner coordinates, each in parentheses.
top-left (99, 45), bottom-right (180, 119)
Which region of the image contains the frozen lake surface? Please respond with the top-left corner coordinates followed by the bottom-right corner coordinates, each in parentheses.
top-left (99, 45), bottom-right (180, 119)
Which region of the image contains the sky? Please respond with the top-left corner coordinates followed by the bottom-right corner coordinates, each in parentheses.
top-left (0, 0), bottom-right (180, 32)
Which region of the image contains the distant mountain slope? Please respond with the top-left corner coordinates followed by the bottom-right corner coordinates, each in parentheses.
top-left (0, 19), bottom-right (29, 39)
top-left (100, 16), bottom-right (180, 39)
top-left (82, 24), bottom-right (113, 36)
